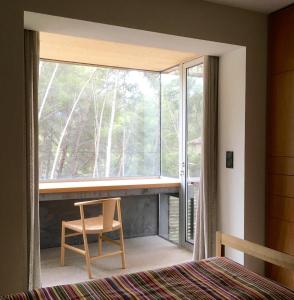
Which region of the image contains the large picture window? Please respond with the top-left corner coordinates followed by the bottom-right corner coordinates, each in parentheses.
top-left (39, 61), bottom-right (160, 180)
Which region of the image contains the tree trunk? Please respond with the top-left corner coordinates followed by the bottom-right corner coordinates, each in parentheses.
top-left (105, 72), bottom-right (119, 177)
top-left (50, 70), bottom-right (96, 179)
top-left (70, 113), bottom-right (83, 176)
top-left (93, 93), bottom-right (107, 177)
top-left (56, 143), bottom-right (68, 177)
top-left (121, 128), bottom-right (126, 176)
top-left (118, 127), bottom-right (131, 176)
top-left (153, 131), bottom-right (160, 175)
top-left (39, 63), bottom-right (59, 120)
top-left (165, 98), bottom-right (179, 139)
top-left (92, 72), bottom-right (111, 177)
top-left (45, 129), bottom-right (54, 179)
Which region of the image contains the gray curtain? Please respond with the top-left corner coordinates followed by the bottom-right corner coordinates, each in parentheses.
top-left (193, 56), bottom-right (218, 261)
top-left (24, 30), bottom-right (41, 289)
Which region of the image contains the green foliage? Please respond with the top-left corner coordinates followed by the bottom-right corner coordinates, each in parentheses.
top-left (186, 64), bottom-right (203, 178)
top-left (38, 61), bottom-right (203, 181)
top-left (39, 61), bottom-right (160, 179)
top-left (161, 69), bottom-right (180, 178)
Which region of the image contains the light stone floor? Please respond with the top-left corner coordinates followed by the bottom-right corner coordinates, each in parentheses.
top-left (41, 235), bottom-right (192, 287)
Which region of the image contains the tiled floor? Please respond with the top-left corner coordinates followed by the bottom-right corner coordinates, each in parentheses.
top-left (41, 235), bottom-right (192, 287)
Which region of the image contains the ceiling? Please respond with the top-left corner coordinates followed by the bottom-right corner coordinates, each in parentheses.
top-left (40, 32), bottom-right (199, 71)
top-left (205, 0), bottom-right (294, 13)
top-left (26, 12), bottom-right (240, 59)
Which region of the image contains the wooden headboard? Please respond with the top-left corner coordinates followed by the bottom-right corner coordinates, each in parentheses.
top-left (216, 231), bottom-right (294, 271)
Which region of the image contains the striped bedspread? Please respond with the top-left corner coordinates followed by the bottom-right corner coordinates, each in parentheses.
top-left (3, 257), bottom-right (294, 299)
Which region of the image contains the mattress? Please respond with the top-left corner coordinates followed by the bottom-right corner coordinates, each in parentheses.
top-left (3, 257), bottom-right (294, 299)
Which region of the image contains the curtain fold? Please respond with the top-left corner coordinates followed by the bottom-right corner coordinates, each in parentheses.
top-left (24, 30), bottom-right (41, 289)
top-left (193, 56), bottom-right (219, 261)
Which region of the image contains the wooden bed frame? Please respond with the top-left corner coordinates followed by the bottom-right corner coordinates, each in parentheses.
top-left (216, 231), bottom-right (294, 271)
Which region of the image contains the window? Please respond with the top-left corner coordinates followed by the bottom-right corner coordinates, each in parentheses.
top-left (39, 61), bottom-right (160, 180)
top-left (159, 61), bottom-right (204, 246)
top-left (160, 68), bottom-right (181, 178)
top-left (186, 63), bottom-right (203, 179)
top-left (185, 62), bottom-right (204, 244)
top-left (39, 55), bottom-right (205, 248)
top-left (159, 68), bottom-right (181, 245)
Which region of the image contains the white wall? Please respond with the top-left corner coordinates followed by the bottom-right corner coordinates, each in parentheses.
top-left (218, 47), bottom-right (246, 264)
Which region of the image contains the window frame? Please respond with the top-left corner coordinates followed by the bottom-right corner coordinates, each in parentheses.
top-left (38, 58), bottom-right (163, 182)
top-left (180, 56), bottom-right (204, 249)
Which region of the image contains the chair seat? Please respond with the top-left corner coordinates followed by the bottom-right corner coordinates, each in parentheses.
top-left (64, 216), bottom-right (121, 233)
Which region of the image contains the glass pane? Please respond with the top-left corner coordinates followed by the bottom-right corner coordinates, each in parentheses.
top-left (38, 61), bottom-right (160, 180)
top-left (159, 68), bottom-right (180, 245)
top-left (161, 68), bottom-right (180, 178)
top-left (186, 63), bottom-right (204, 244)
top-left (168, 195), bottom-right (180, 243)
top-left (159, 194), bottom-right (180, 244)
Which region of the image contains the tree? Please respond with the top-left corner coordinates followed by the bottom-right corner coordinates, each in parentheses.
top-left (38, 63), bottom-right (59, 120)
top-left (38, 61), bottom-right (162, 180)
top-left (92, 71), bottom-right (110, 177)
top-left (49, 69), bottom-right (96, 179)
top-left (105, 71), bottom-right (120, 177)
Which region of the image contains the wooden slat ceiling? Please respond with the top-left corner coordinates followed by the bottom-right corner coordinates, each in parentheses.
top-left (40, 32), bottom-right (199, 72)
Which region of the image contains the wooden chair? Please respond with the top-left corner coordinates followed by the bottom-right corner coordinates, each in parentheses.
top-left (61, 197), bottom-right (126, 279)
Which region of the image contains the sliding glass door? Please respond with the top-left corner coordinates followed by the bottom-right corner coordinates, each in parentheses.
top-left (159, 57), bottom-right (204, 249)
top-left (181, 58), bottom-right (204, 248)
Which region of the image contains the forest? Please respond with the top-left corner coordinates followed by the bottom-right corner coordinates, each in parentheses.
top-left (38, 60), bottom-right (202, 181)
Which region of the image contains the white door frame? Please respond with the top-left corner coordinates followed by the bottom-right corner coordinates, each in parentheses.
top-left (180, 56), bottom-right (204, 250)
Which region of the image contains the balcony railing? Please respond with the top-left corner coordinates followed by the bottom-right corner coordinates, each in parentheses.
top-left (165, 177), bottom-right (200, 245)
top-left (186, 178), bottom-right (200, 244)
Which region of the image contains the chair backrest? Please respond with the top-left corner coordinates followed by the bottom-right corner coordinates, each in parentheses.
top-left (102, 198), bottom-right (117, 230)
top-left (75, 197), bottom-right (122, 231)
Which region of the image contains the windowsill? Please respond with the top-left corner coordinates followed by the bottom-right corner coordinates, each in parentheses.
top-left (39, 177), bottom-right (180, 194)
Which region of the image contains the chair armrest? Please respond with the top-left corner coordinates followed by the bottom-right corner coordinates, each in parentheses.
top-left (74, 198), bottom-right (120, 207)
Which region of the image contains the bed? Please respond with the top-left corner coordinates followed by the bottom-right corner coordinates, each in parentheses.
top-left (3, 232), bottom-right (294, 300)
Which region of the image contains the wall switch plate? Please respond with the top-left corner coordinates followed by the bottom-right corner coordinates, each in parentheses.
top-left (226, 151), bottom-right (234, 168)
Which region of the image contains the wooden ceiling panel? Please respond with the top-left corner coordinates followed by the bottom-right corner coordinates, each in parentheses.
top-left (40, 32), bottom-right (199, 71)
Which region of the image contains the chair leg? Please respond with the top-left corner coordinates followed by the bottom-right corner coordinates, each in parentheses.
top-left (82, 231), bottom-right (92, 279)
top-left (61, 222), bottom-right (65, 266)
top-left (119, 227), bottom-right (126, 269)
top-left (98, 233), bottom-right (102, 256)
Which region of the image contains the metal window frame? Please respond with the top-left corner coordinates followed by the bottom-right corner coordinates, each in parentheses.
top-left (158, 57), bottom-right (204, 250)
top-left (180, 57), bottom-right (204, 250)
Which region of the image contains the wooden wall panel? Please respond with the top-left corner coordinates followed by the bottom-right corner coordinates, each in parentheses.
top-left (269, 156), bottom-right (294, 175)
top-left (269, 196), bottom-right (294, 222)
top-left (269, 8), bottom-right (294, 74)
top-left (269, 72), bottom-right (294, 156)
top-left (267, 218), bottom-right (294, 254)
top-left (267, 265), bottom-right (294, 288)
top-left (270, 175), bottom-right (294, 198)
top-left (267, 4), bottom-right (294, 288)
